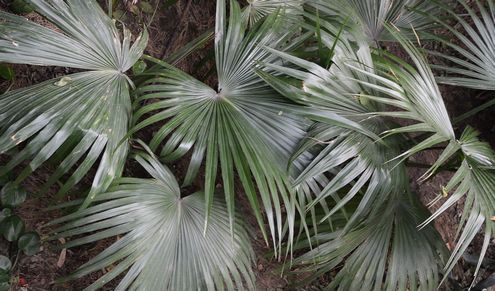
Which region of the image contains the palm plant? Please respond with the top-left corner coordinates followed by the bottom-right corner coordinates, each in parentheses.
top-left (415, 0), bottom-right (495, 90)
top-left (290, 195), bottom-right (450, 291)
top-left (266, 9), bottom-right (495, 285)
top-left (2, 0), bottom-right (495, 290)
top-left (256, 22), bottom-right (456, 289)
top-left (46, 142), bottom-right (255, 291)
top-left (241, 0), bottom-right (305, 27)
top-left (0, 0), bottom-right (306, 289)
top-left (305, 0), bottom-right (452, 44)
top-left (41, 1), bottom-right (391, 288)
top-left (0, 0), bottom-right (147, 208)
top-left (126, 0), bottom-right (323, 256)
top-left (128, 0), bottom-right (386, 260)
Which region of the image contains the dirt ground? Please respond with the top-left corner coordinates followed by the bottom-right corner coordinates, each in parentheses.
top-left (0, 0), bottom-right (495, 290)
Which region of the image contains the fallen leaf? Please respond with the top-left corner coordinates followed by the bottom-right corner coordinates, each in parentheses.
top-left (53, 76), bottom-right (72, 87)
top-left (57, 249), bottom-right (66, 267)
top-left (106, 264), bottom-right (116, 272)
top-left (57, 238), bottom-right (66, 267)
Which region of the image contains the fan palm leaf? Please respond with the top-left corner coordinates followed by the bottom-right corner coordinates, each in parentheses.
top-left (288, 195), bottom-right (450, 291)
top-left (306, 0), bottom-right (451, 44)
top-left (256, 27), bottom-right (404, 233)
top-left (352, 25), bottom-right (495, 287)
top-left (418, 126), bottom-right (495, 287)
top-left (346, 24), bottom-right (455, 164)
top-left (241, 0), bottom-right (305, 27)
top-left (46, 145), bottom-right (255, 291)
top-left (126, 0), bottom-right (373, 255)
top-left (0, 0), bottom-right (148, 208)
top-left (415, 0), bottom-right (495, 90)
top-left (127, 0), bottom-right (312, 255)
top-left (256, 19), bottom-right (456, 290)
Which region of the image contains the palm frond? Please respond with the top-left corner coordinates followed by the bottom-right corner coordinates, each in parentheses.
top-left (288, 195), bottom-right (449, 291)
top-left (241, 0), bottom-right (305, 27)
top-left (306, 0), bottom-right (451, 44)
top-left (348, 23), bottom-right (455, 167)
top-left (419, 126), bottom-right (495, 287)
top-left (0, 0), bottom-right (145, 71)
top-left (357, 24), bottom-right (495, 287)
top-left (256, 25), bottom-right (404, 233)
top-left (0, 0), bottom-right (147, 207)
top-left (415, 0), bottom-right (495, 90)
top-left (46, 148), bottom-right (255, 291)
top-left (127, 0), bottom-right (313, 255)
top-left (256, 18), bottom-right (460, 290)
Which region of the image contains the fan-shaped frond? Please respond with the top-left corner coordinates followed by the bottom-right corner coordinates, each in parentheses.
top-left (347, 24), bottom-right (455, 165)
top-left (0, 0), bottom-right (147, 207)
top-left (255, 25), bottom-right (401, 230)
top-left (306, 0), bottom-right (451, 44)
top-left (416, 0), bottom-right (495, 90)
top-left (419, 127), bottom-right (495, 287)
top-left (241, 0), bottom-right (305, 27)
top-left (46, 149), bottom-right (255, 291)
top-left (356, 24), bottom-right (495, 288)
top-left (289, 195), bottom-right (450, 291)
top-left (127, 0), bottom-right (315, 255)
top-left (256, 18), bottom-right (457, 290)
top-left (0, 0), bottom-right (144, 71)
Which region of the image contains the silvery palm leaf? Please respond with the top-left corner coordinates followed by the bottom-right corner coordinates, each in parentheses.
top-left (256, 20), bottom-right (452, 290)
top-left (415, 0), bottom-right (495, 90)
top-left (418, 126), bottom-right (495, 287)
top-left (306, 0), bottom-right (451, 44)
top-left (354, 25), bottom-right (495, 288)
top-left (125, 0), bottom-right (368, 255)
top-left (46, 144), bottom-right (255, 291)
top-left (0, 0), bottom-right (148, 208)
top-left (289, 195), bottom-right (450, 291)
top-left (256, 26), bottom-right (404, 234)
top-left (241, 0), bottom-right (305, 27)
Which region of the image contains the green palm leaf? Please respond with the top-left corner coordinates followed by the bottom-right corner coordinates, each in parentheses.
top-left (46, 146), bottom-right (255, 291)
top-left (128, 0), bottom-right (316, 255)
top-left (256, 19), bottom-right (454, 290)
top-left (347, 24), bottom-right (455, 168)
top-left (307, 0), bottom-right (451, 44)
top-left (357, 25), bottom-right (495, 287)
top-left (0, 0), bottom-right (148, 207)
top-left (256, 26), bottom-right (402, 232)
top-left (241, 0), bottom-right (305, 27)
top-left (419, 126), bottom-right (495, 287)
top-left (415, 0), bottom-right (495, 90)
top-left (289, 195), bottom-right (450, 291)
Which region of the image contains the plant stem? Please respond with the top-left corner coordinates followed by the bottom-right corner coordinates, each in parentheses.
top-left (108, 0), bottom-right (113, 17)
top-left (452, 95), bottom-right (495, 124)
top-left (405, 162), bottom-right (433, 169)
top-left (405, 161), bottom-right (459, 171)
top-left (9, 250), bottom-right (20, 276)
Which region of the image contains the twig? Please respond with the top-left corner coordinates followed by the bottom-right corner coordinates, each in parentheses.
top-left (161, 0), bottom-right (194, 60)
